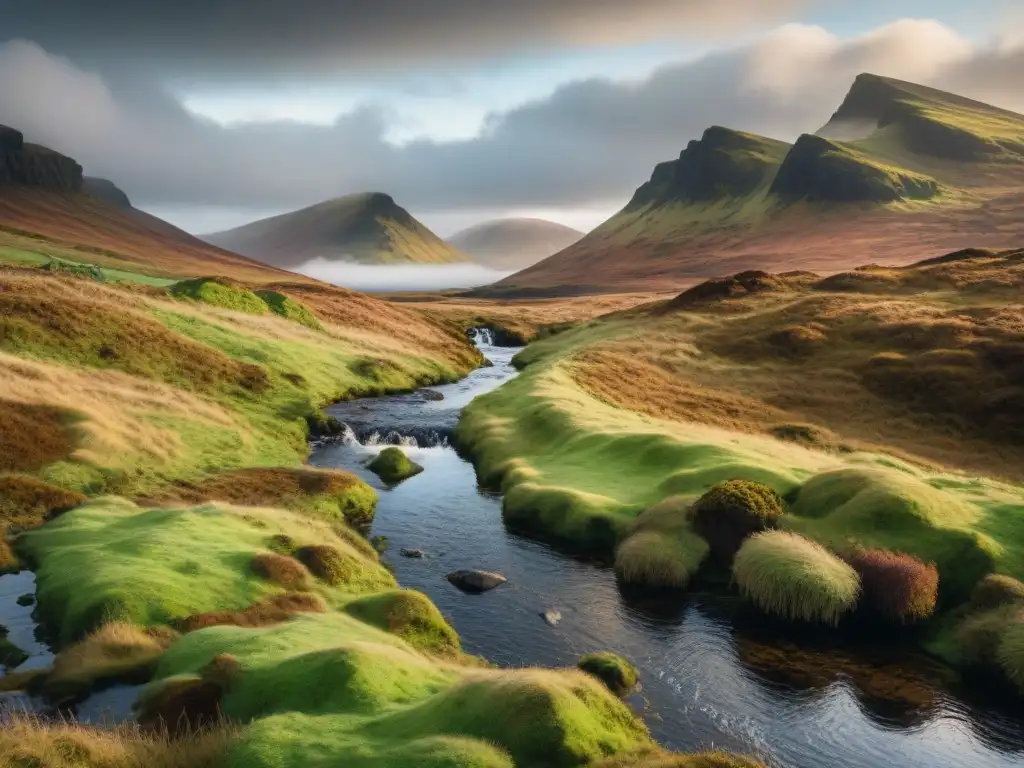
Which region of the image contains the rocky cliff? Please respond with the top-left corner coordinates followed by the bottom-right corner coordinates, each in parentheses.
top-left (0, 125), bottom-right (83, 192)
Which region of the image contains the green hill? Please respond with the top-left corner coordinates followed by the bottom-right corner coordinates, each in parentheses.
top-left (206, 192), bottom-right (470, 268)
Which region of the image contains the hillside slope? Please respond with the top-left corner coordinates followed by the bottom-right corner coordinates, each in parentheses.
top-left (206, 192), bottom-right (469, 268)
top-left (493, 75), bottom-right (1024, 295)
top-left (449, 218), bottom-right (583, 270)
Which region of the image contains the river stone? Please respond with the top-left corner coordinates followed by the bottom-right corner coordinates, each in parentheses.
top-left (400, 548), bottom-right (425, 559)
top-left (446, 569), bottom-right (507, 593)
top-left (421, 390), bottom-right (445, 402)
top-left (541, 608), bottom-right (562, 626)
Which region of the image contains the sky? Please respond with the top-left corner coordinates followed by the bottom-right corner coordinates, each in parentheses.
top-left (0, 1), bottom-right (1021, 237)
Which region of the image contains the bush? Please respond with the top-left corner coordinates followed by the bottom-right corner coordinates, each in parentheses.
top-left (971, 574), bottom-right (1024, 610)
top-left (250, 552), bottom-right (310, 590)
top-left (692, 480), bottom-right (784, 563)
top-left (367, 447), bottom-right (424, 484)
top-left (733, 531), bottom-right (860, 625)
top-left (844, 548), bottom-right (938, 622)
top-left (614, 497), bottom-right (709, 589)
top-left (577, 652), bottom-right (639, 696)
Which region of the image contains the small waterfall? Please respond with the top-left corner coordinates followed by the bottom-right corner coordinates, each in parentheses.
top-left (334, 423), bottom-right (451, 448)
top-left (470, 327), bottom-right (495, 347)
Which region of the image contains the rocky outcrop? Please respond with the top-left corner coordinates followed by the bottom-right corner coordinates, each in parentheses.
top-left (770, 134), bottom-right (939, 203)
top-left (0, 125), bottom-right (83, 192)
top-left (84, 177), bottom-right (132, 208)
top-left (628, 126), bottom-right (790, 209)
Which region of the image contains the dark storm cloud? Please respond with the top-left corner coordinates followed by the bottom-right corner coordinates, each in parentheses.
top-left (0, 0), bottom-right (808, 78)
top-left (0, 21), bottom-right (1022, 219)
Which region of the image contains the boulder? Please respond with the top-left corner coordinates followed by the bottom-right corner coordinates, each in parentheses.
top-left (446, 569), bottom-right (507, 594)
top-left (400, 548), bottom-right (425, 559)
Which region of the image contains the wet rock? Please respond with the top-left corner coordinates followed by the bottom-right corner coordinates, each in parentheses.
top-left (400, 548), bottom-right (425, 559)
top-left (15, 594), bottom-right (34, 607)
top-left (446, 569), bottom-right (507, 594)
top-left (421, 390), bottom-right (445, 402)
top-left (541, 608), bottom-right (562, 626)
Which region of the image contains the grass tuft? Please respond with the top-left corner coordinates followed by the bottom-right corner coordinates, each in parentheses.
top-left (169, 277), bottom-right (267, 315)
top-left (614, 497), bottom-right (709, 589)
top-left (733, 531), bottom-right (860, 625)
top-left (577, 652), bottom-right (639, 697)
top-left (367, 447), bottom-right (424, 484)
top-left (249, 553), bottom-right (311, 591)
top-left (295, 545), bottom-right (362, 586)
top-left (692, 480), bottom-right (784, 563)
top-left (843, 547), bottom-right (938, 622)
top-left (956, 604), bottom-right (1022, 666)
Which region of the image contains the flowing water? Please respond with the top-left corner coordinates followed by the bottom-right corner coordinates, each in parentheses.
top-left (311, 330), bottom-right (1024, 768)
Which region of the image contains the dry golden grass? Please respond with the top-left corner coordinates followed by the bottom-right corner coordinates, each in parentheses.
top-left (46, 623), bottom-right (176, 699)
top-left (566, 248), bottom-right (1024, 481)
top-left (0, 474), bottom-right (85, 570)
top-left (0, 716), bottom-right (234, 768)
top-left (0, 399), bottom-right (74, 472)
top-left (250, 552), bottom-right (311, 590)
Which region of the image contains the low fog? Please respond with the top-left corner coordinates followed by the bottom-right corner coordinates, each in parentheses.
top-left (296, 258), bottom-right (513, 292)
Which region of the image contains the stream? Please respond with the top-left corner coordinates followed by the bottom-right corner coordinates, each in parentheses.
top-left (310, 329), bottom-right (1024, 768)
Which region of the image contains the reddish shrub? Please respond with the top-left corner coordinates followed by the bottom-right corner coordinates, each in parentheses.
top-left (691, 479), bottom-right (784, 563)
top-left (845, 548), bottom-right (938, 622)
top-left (250, 552), bottom-right (310, 590)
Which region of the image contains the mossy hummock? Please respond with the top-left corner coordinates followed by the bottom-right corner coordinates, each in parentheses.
top-left (578, 652), bottom-right (639, 697)
top-left (368, 447), bottom-right (424, 484)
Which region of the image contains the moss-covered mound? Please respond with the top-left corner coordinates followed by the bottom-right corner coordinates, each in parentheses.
top-left (770, 134), bottom-right (940, 203)
top-left (343, 589), bottom-right (461, 657)
top-left (21, 497), bottom-right (394, 643)
top-left (734, 532), bottom-right (860, 625)
top-left (367, 447), bottom-right (424, 484)
top-left (998, 618), bottom-right (1024, 691)
top-left (169, 276), bottom-right (268, 314)
top-left (255, 290), bottom-right (322, 330)
top-left (844, 548), bottom-right (938, 623)
top-left (614, 497), bottom-right (709, 589)
top-left (692, 479), bottom-right (784, 563)
top-left (578, 652), bottom-right (639, 697)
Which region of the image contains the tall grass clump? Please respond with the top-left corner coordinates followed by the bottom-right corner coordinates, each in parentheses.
top-left (956, 605), bottom-right (1022, 667)
top-left (998, 619), bottom-right (1024, 691)
top-left (692, 480), bottom-right (784, 563)
top-left (971, 574), bottom-right (1024, 610)
top-left (844, 548), bottom-right (939, 622)
top-left (614, 497), bottom-right (709, 589)
top-left (733, 531), bottom-right (860, 625)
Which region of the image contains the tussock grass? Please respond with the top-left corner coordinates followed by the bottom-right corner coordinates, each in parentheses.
top-left (45, 622), bottom-right (175, 699)
top-left (998, 618), bottom-right (1024, 690)
top-left (343, 590), bottom-right (461, 657)
top-left (578, 652), bottom-right (639, 696)
top-left (692, 479), bottom-right (784, 563)
top-left (843, 548), bottom-right (939, 622)
top-left (614, 497), bottom-right (709, 589)
top-left (250, 553), bottom-right (311, 590)
top-left (0, 715), bottom-right (235, 768)
top-left (136, 675), bottom-right (227, 735)
top-left (972, 574), bottom-right (1024, 610)
top-left (733, 532), bottom-right (860, 625)
top-left (957, 605), bottom-right (1022, 666)
top-left (367, 447), bottom-right (424, 484)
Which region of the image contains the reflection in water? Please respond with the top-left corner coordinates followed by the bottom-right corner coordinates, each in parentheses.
top-left (312, 335), bottom-right (1024, 768)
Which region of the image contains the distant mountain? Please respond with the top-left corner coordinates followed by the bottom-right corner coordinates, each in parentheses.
top-left (0, 124), bottom-right (302, 283)
top-left (448, 218), bottom-right (583, 270)
top-left (491, 74), bottom-right (1024, 295)
top-left (205, 193), bottom-right (469, 268)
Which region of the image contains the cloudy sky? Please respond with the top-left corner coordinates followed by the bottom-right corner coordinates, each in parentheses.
top-left (1, 1), bottom-right (1021, 236)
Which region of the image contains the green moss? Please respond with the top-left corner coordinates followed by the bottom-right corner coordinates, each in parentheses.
top-left (971, 574), bottom-right (1024, 610)
top-left (368, 447), bottom-right (424, 484)
top-left (578, 652), bottom-right (639, 696)
top-left (170, 277), bottom-right (268, 315)
top-left (733, 531), bottom-right (861, 625)
top-left (21, 497), bottom-right (394, 644)
top-left (998, 618), bottom-right (1024, 690)
top-left (343, 590), bottom-right (461, 656)
top-left (692, 479), bottom-right (784, 563)
top-left (614, 497), bottom-right (709, 588)
top-left (255, 290), bottom-right (323, 330)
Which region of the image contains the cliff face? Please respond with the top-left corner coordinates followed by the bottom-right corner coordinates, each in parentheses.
top-left (0, 125), bottom-right (83, 192)
top-left (770, 134), bottom-right (940, 203)
top-left (628, 127), bottom-right (790, 209)
top-left (84, 177), bottom-right (132, 208)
